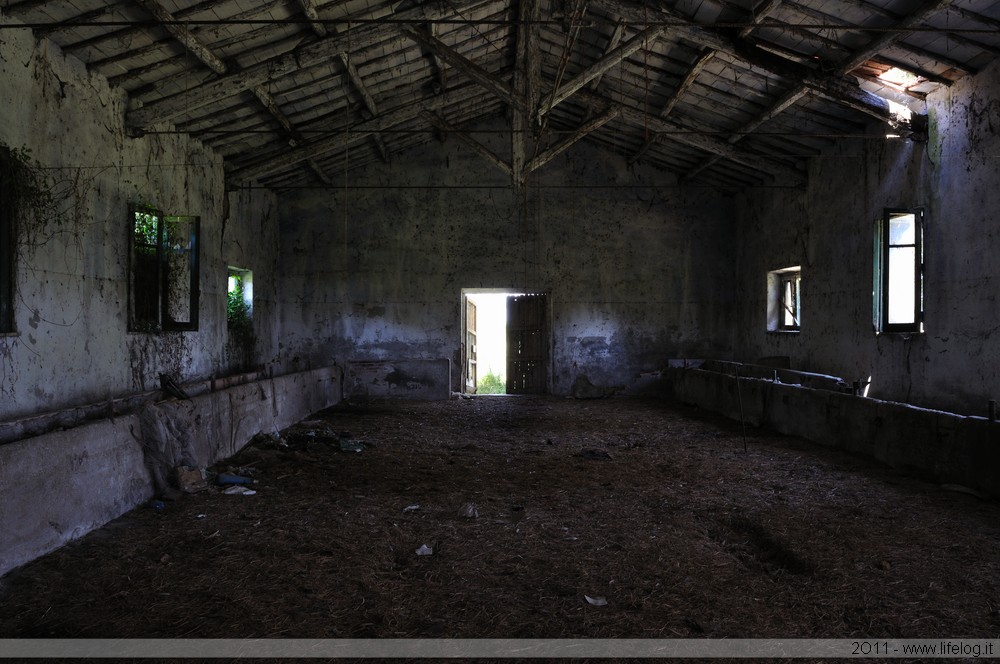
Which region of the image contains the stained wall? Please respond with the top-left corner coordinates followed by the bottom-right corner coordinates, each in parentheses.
top-left (734, 60), bottom-right (1000, 416)
top-left (275, 131), bottom-right (737, 394)
top-left (0, 22), bottom-right (280, 421)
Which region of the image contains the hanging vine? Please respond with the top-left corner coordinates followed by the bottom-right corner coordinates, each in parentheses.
top-left (0, 143), bottom-right (98, 399)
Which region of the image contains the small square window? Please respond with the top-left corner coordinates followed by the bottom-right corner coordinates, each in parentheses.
top-left (874, 208), bottom-right (924, 334)
top-left (227, 267), bottom-right (253, 331)
top-left (129, 206), bottom-right (200, 332)
top-left (767, 267), bottom-right (801, 332)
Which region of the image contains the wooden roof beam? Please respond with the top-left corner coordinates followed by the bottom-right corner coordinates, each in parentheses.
top-left (424, 112), bottom-right (512, 176)
top-left (575, 89), bottom-right (804, 185)
top-left (295, 0), bottom-right (329, 37)
top-left (526, 105), bottom-right (620, 173)
top-left (400, 26), bottom-right (525, 114)
top-left (130, 0), bottom-right (227, 74)
top-left (629, 49), bottom-right (714, 164)
top-left (537, 23), bottom-right (669, 119)
top-left (229, 85), bottom-right (478, 183)
top-left (126, 0), bottom-right (481, 129)
top-left (512, 0), bottom-right (542, 186)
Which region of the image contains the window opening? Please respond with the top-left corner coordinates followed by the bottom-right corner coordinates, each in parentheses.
top-left (0, 148), bottom-right (16, 333)
top-left (874, 208), bottom-right (924, 334)
top-left (129, 206), bottom-right (200, 331)
top-left (767, 267), bottom-right (801, 332)
top-left (227, 267), bottom-right (253, 331)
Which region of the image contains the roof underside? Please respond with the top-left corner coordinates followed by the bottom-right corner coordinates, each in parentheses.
top-left (3, 0), bottom-right (999, 190)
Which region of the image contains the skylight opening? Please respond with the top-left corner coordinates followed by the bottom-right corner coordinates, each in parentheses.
top-left (878, 67), bottom-right (921, 88)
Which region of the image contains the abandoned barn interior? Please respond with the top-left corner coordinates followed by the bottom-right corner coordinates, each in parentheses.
top-left (1, 0), bottom-right (1000, 640)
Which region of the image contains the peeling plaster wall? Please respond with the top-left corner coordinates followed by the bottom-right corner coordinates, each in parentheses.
top-left (276, 131), bottom-right (735, 394)
top-left (0, 24), bottom-right (279, 421)
top-left (734, 60), bottom-right (1000, 416)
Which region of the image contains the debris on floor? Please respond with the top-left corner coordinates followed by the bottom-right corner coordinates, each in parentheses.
top-left (574, 448), bottom-right (612, 460)
top-left (174, 466), bottom-right (208, 493)
top-left (3, 396), bottom-right (1000, 640)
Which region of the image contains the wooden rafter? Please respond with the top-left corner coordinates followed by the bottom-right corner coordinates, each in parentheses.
top-left (400, 26), bottom-right (524, 113)
top-left (229, 85), bottom-right (478, 183)
top-left (340, 52), bottom-right (390, 163)
top-left (423, 112), bottom-right (512, 176)
top-left (575, 90), bottom-right (804, 185)
top-left (526, 105), bottom-right (620, 173)
top-left (126, 0), bottom-right (482, 129)
top-left (629, 48), bottom-right (715, 164)
top-left (537, 23), bottom-right (669, 119)
top-left (129, 0), bottom-right (334, 181)
top-left (131, 0), bottom-right (227, 74)
top-left (512, 0), bottom-right (542, 186)
top-left (589, 18), bottom-right (625, 91)
top-left (295, 0), bottom-right (328, 37)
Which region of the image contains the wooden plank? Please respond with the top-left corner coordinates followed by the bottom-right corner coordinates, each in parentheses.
top-left (229, 85), bottom-right (477, 182)
top-left (740, 0), bottom-right (784, 38)
top-left (589, 18), bottom-right (626, 90)
top-left (126, 0), bottom-right (479, 129)
top-left (537, 23), bottom-right (669, 118)
top-left (131, 0), bottom-right (227, 75)
top-left (512, 0), bottom-right (542, 185)
top-left (295, 0), bottom-right (328, 37)
top-left (526, 105), bottom-right (620, 173)
top-left (575, 90), bottom-right (805, 185)
top-left (400, 26), bottom-right (524, 113)
top-left (423, 112), bottom-right (512, 176)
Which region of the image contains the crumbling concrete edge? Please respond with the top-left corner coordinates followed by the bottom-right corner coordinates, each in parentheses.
top-left (0, 366), bottom-right (342, 578)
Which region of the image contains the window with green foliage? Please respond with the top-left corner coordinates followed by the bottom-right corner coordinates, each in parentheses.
top-left (227, 268), bottom-right (252, 332)
top-left (129, 206), bottom-right (200, 332)
top-left (0, 148), bottom-right (15, 333)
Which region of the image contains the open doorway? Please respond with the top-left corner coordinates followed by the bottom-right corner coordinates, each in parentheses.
top-left (462, 290), bottom-right (548, 395)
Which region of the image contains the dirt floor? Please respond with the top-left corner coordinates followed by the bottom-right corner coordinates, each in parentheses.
top-left (2, 395), bottom-right (999, 645)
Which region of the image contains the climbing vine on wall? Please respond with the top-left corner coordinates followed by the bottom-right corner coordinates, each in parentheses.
top-left (0, 143), bottom-right (98, 398)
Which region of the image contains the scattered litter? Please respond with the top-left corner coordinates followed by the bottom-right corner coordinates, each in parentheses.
top-left (457, 502), bottom-right (479, 519)
top-left (403, 504), bottom-right (421, 513)
top-left (217, 473), bottom-right (257, 486)
top-left (195, 514), bottom-right (207, 520)
top-left (222, 485), bottom-right (257, 496)
top-left (575, 449), bottom-right (612, 461)
top-left (149, 500), bottom-right (165, 511)
top-left (340, 438), bottom-right (365, 453)
top-left (415, 544), bottom-right (434, 556)
top-left (159, 554), bottom-right (171, 564)
top-left (585, 595), bottom-right (608, 606)
top-left (174, 466), bottom-right (208, 493)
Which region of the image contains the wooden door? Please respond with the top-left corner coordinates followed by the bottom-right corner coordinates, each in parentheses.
top-left (506, 294), bottom-right (547, 394)
top-left (465, 297), bottom-right (477, 393)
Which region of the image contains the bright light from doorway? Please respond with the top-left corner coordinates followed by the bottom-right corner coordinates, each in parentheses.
top-left (464, 291), bottom-right (524, 394)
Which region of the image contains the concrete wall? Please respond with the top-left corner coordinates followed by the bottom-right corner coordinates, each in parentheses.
top-left (734, 59), bottom-right (1000, 417)
top-left (0, 20), bottom-right (281, 422)
top-left (666, 366), bottom-right (1000, 499)
top-left (0, 366), bottom-right (342, 578)
top-left (275, 130), bottom-right (736, 394)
